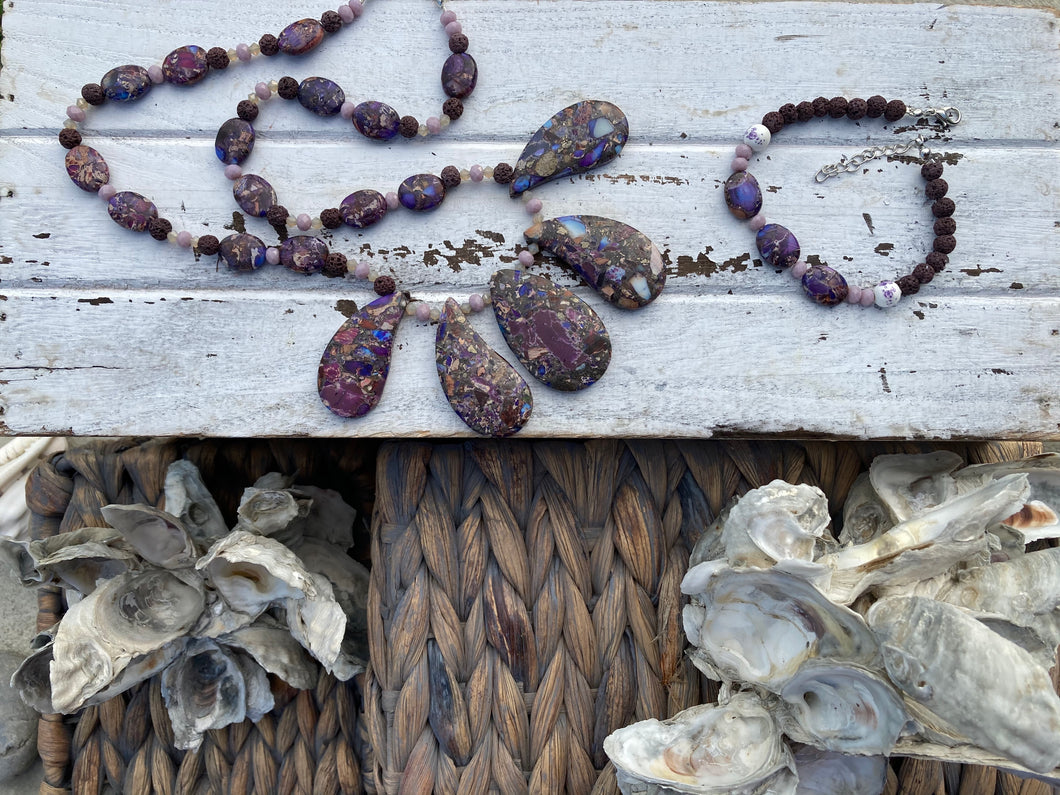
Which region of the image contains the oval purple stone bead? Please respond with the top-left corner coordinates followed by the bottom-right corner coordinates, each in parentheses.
top-left (398, 174), bottom-right (446, 212)
top-left (100, 65), bottom-right (152, 102)
top-left (352, 101), bottom-right (400, 141)
top-left (162, 45), bottom-right (209, 86)
top-left (801, 265), bottom-right (849, 306)
top-left (107, 191), bottom-right (157, 231)
top-left (441, 53), bottom-right (477, 99)
top-left (756, 223), bottom-right (800, 268)
top-left (280, 236), bottom-right (328, 274)
top-left (340, 190), bottom-right (388, 228)
top-left (724, 171), bottom-right (762, 220)
top-left (278, 19), bottom-right (325, 56)
top-left (215, 118), bottom-right (255, 165)
top-left (219, 233), bottom-right (267, 272)
top-left (298, 77), bottom-right (345, 117)
top-left (233, 174), bottom-right (276, 217)
top-left (65, 145), bottom-right (110, 192)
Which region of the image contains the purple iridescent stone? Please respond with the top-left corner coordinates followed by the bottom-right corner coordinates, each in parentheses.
top-left (219, 233), bottom-right (267, 272)
top-left (100, 65), bottom-right (152, 102)
top-left (510, 100), bottom-right (628, 196)
top-left (107, 191), bottom-right (157, 231)
top-left (524, 215), bottom-right (666, 310)
top-left (490, 270), bottom-right (611, 391)
top-left (298, 77), bottom-right (345, 117)
top-left (441, 53), bottom-right (477, 99)
top-left (280, 235), bottom-right (328, 274)
top-left (801, 265), bottom-right (849, 306)
top-left (65, 145), bottom-right (110, 192)
top-left (233, 174), bottom-right (276, 217)
top-left (340, 190), bottom-right (388, 228)
top-left (278, 19), bottom-right (325, 56)
top-left (724, 171), bottom-right (762, 220)
top-left (318, 293), bottom-right (405, 418)
top-left (162, 45), bottom-right (209, 86)
top-left (215, 118), bottom-right (255, 165)
top-left (352, 101), bottom-right (401, 140)
top-left (436, 299), bottom-right (532, 437)
top-left (756, 223), bottom-right (800, 268)
top-left (398, 174), bottom-right (446, 212)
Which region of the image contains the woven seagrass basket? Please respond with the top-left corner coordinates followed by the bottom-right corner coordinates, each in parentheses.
top-left (26, 437), bottom-right (1056, 795)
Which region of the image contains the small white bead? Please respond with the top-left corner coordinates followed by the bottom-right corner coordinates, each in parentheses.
top-left (269, 80), bottom-right (280, 92)
top-left (227, 49), bottom-right (238, 61)
top-left (405, 303), bottom-right (417, 316)
top-left (62, 119), bottom-right (77, 129)
top-left (311, 217), bottom-right (323, 230)
top-left (873, 280), bottom-right (902, 308)
top-left (418, 124), bottom-right (428, 137)
top-left (250, 42), bottom-right (261, 56)
top-left (743, 124), bottom-right (771, 152)
top-left (429, 308), bottom-right (441, 322)
top-left (483, 166), bottom-right (494, 180)
top-left (166, 231), bottom-right (178, 244)
top-left (439, 114), bottom-right (451, 128)
top-left (286, 216), bottom-right (297, 228)
top-left (368, 269), bottom-right (379, 281)
top-left (247, 94), bottom-right (259, 104)
top-left (76, 98), bottom-right (89, 110)
top-left (459, 168), bottom-right (470, 182)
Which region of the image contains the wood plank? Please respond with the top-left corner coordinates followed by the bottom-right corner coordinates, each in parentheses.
top-left (0, 0), bottom-right (1057, 438)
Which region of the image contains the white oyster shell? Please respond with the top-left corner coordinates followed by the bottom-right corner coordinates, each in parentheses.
top-left (792, 747), bottom-right (886, 795)
top-left (721, 481), bottom-right (830, 569)
top-left (101, 504), bottom-right (198, 569)
top-left (23, 526), bottom-right (135, 593)
top-left (237, 486), bottom-right (309, 540)
top-left (838, 474), bottom-right (891, 546)
top-left (604, 692), bottom-right (796, 795)
top-left (164, 460), bottom-right (227, 542)
top-left (220, 617), bottom-right (318, 690)
top-left (957, 453), bottom-right (1060, 542)
top-left (868, 451), bottom-right (963, 524)
top-left (286, 572), bottom-right (358, 679)
top-left (11, 627), bottom-right (57, 713)
top-left (161, 638), bottom-right (248, 751)
top-left (868, 595), bottom-right (1060, 774)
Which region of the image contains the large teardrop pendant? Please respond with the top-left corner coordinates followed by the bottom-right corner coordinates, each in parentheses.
top-left (317, 293), bottom-right (405, 418)
top-left (435, 299), bottom-right (533, 436)
top-left (489, 269), bottom-right (611, 391)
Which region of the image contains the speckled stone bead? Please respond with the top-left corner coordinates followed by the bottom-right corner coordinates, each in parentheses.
top-left (398, 174), bottom-right (446, 212)
top-left (441, 52), bottom-right (477, 99)
top-left (101, 65), bottom-right (152, 102)
top-left (219, 233), bottom-right (267, 272)
top-left (724, 171), bottom-right (763, 220)
top-left (298, 77), bottom-right (345, 116)
top-left (340, 190), bottom-right (389, 228)
top-left (278, 19), bottom-right (325, 55)
top-left (279, 235), bottom-right (328, 274)
top-left (233, 174), bottom-right (276, 217)
top-left (65, 145), bottom-right (110, 192)
top-left (801, 265), bottom-right (849, 306)
top-left (215, 118), bottom-right (255, 165)
top-left (107, 191), bottom-right (157, 231)
top-left (162, 46), bottom-right (209, 85)
top-left (755, 224), bottom-right (800, 268)
top-left (352, 101), bottom-right (401, 140)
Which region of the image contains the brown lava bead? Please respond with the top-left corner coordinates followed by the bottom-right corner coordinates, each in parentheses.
top-left (762, 112), bottom-right (784, 134)
top-left (237, 100), bottom-right (259, 122)
top-left (59, 128), bottom-right (82, 149)
top-left (81, 83), bottom-right (106, 106)
top-left (933, 235), bottom-right (957, 254)
top-left (206, 47), bottom-right (230, 70)
top-left (846, 98), bottom-right (868, 120)
top-left (933, 217), bottom-right (956, 236)
top-left (267, 205), bottom-right (289, 228)
top-left (320, 208), bottom-right (343, 229)
top-left (440, 166), bottom-right (462, 188)
top-left (493, 163), bottom-right (514, 184)
top-left (897, 274), bottom-right (920, 295)
top-left (866, 95), bottom-right (887, 118)
top-left (324, 253), bottom-right (348, 278)
top-left (449, 33), bottom-right (469, 53)
top-left (926, 252), bottom-right (948, 272)
top-left (259, 34), bottom-right (280, 56)
top-left (921, 162), bottom-right (944, 181)
top-left (913, 264), bottom-right (935, 284)
top-left (828, 97), bottom-right (849, 119)
top-left (796, 101), bottom-right (815, 122)
top-left (925, 178), bottom-right (948, 200)
top-left (197, 235), bottom-right (220, 256)
top-left (442, 98), bottom-right (463, 120)
top-left (932, 198), bottom-right (956, 218)
top-left (277, 77), bottom-right (299, 100)
top-left (884, 99), bottom-right (907, 122)
top-left (321, 10), bottom-right (343, 33)
top-left (399, 116), bottom-right (419, 138)
top-left (779, 104), bottom-right (798, 125)
top-left (374, 275), bottom-right (396, 296)
top-left (148, 217), bottom-right (172, 241)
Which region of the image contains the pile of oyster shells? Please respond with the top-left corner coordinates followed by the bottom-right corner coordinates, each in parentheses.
top-left (10, 461), bottom-right (369, 750)
top-left (604, 452), bottom-right (1060, 794)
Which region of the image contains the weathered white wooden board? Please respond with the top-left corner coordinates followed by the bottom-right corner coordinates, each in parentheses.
top-left (0, 0), bottom-right (1057, 438)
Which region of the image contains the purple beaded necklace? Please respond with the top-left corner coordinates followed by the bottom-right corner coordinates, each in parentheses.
top-left (723, 97), bottom-right (961, 309)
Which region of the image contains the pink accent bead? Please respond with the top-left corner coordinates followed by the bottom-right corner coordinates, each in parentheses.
top-left (255, 82), bottom-right (271, 101)
top-left (386, 192), bottom-right (400, 210)
top-left (340, 101), bottom-right (356, 120)
top-left (518, 250), bottom-right (534, 267)
top-left (224, 164), bottom-right (243, 180)
top-left (469, 293), bottom-right (484, 313)
top-left (440, 9), bottom-right (457, 25)
top-left (860, 289), bottom-right (876, 307)
top-left (845, 285), bottom-right (862, 304)
top-left (236, 43), bottom-right (252, 62)
top-left (355, 260), bottom-right (371, 279)
top-left (735, 143), bottom-right (753, 159)
top-left (791, 260), bottom-right (809, 278)
top-left (147, 65), bottom-right (164, 85)
top-left (445, 20), bottom-right (462, 36)
top-left (338, 4), bottom-right (355, 23)
top-left (525, 198), bottom-right (543, 214)
top-left (266, 247), bottom-right (281, 265)
top-left (348, 0), bottom-right (364, 17)
top-left (176, 231), bottom-right (193, 248)
top-left (469, 164), bottom-right (484, 182)
top-left (296, 214), bottom-right (312, 232)
top-left (731, 157), bottom-right (749, 172)
top-left (426, 117), bottom-right (442, 135)
top-left (415, 302), bottom-right (431, 322)
top-left (66, 105), bottom-right (86, 123)
top-left (749, 214), bottom-right (767, 231)
top-left (98, 184), bottom-right (117, 201)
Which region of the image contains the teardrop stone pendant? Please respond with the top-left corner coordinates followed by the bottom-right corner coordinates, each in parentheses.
top-left (489, 270), bottom-right (611, 391)
top-left (510, 100), bottom-right (628, 197)
top-left (524, 216), bottom-right (666, 309)
top-left (436, 298), bottom-right (533, 437)
top-left (317, 293), bottom-right (405, 418)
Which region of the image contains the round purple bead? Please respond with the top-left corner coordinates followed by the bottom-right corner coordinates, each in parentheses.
top-left (756, 223), bottom-right (801, 268)
top-left (100, 65), bottom-right (152, 102)
top-left (233, 174), bottom-right (276, 217)
top-left (724, 171), bottom-right (762, 220)
top-left (398, 174), bottom-right (446, 212)
top-left (107, 191), bottom-right (157, 231)
top-left (441, 53), bottom-right (477, 99)
top-left (340, 190), bottom-right (389, 228)
top-left (219, 233), bottom-right (267, 272)
top-left (298, 77), bottom-right (345, 117)
top-left (801, 265), bottom-right (849, 306)
top-left (162, 45), bottom-right (209, 86)
top-left (280, 235), bottom-right (329, 274)
top-left (352, 101), bottom-right (400, 140)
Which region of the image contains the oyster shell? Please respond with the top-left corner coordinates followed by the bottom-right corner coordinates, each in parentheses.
top-left (868, 451), bottom-right (963, 524)
top-left (604, 692), bottom-right (797, 795)
top-left (957, 453), bottom-right (1060, 542)
top-left (792, 747), bottom-right (887, 795)
top-left (868, 595), bottom-right (1060, 773)
top-left (101, 504), bottom-right (198, 569)
top-left (21, 526), bottom-right (135, 593)
top-left (838, 474), bottom-right (891, 547)
top-left (161, 638), bottom-right (249, 750)
top-left (11, 627), bottom-right (57, 713)
top-left (164, 460), bottom-right (227, 542)
top-left (236, 485), bottom-right (309, 541)
top-left (220, 617), bottom-right (318, 690)
top-left (286, 572), bottom-right (358, 679)
top-left (291, 537), bottom-right (370, 660)
top-left (721, 481), bottom-right (830, 569)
